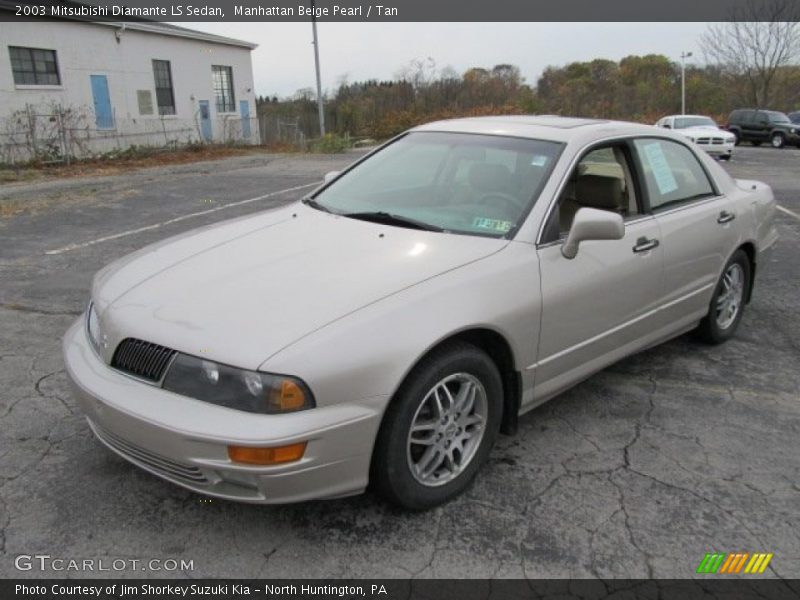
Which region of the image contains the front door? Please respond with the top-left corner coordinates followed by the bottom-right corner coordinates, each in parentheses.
top-left (534, 143), bottom-right (665, 401)
top-left (239, 100), bottom-right (251, 139)
top-left (198, 100), bottom-right (212, 141)
top-left (90, 75), bottom-right (114, 130)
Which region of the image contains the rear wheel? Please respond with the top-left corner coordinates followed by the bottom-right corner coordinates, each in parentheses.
top-left (771, 132), bottom-right (786, 148)
top-left (696, 250), bottom-right (751, 344)
top-left (370, 342), bottom-right (503, 509)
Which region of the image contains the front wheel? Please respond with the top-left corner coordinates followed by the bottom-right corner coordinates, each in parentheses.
top-left (370, 342), bottom-right (503, 509)
top-left (771, 132), bottom-right (786, 148)
top-left (696, 250), bottom-right (751, 344)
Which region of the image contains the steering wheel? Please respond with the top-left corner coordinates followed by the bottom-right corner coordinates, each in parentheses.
top-left (478, 192), bottom-right (526, 214)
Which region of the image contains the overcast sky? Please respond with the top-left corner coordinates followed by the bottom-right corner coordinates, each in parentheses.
top-left (181, 22), bottom-right (713, 98)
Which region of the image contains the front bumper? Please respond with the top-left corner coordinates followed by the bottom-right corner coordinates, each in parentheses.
top-left (696, 140), bottom-right (735, 158)
top-left (63, 319), bottom-right (386, 503)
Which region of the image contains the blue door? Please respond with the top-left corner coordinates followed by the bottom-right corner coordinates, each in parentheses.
top-left (90, 75), bottom-right (114, 129)
top-left (198, 100), bottom-right (212, 141)
top-left (239, 100), bottom-right (251, 139)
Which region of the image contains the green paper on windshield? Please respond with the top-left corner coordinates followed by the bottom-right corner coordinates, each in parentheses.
top-left (473, 217), bottom-right (513, 233)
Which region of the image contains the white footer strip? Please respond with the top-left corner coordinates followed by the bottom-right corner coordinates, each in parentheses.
top-left (45, 181), bottom-right (319, 256)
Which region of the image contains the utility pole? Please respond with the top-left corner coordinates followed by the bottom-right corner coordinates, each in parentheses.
top-left (680, 51), bottom-right (693, 115)
top-left (311, 0), bottom-right (326, 136)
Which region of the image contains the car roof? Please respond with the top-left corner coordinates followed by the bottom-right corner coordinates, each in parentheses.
top-left (663, 114), bottom-right (715, 120)
top-left (412, 115), bottom-right (666, 144)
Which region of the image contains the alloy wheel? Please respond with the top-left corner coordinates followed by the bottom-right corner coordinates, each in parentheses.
top-left (406, 372), bottom-right (488, 487)
top-left (716, 263), bottom-right (745, 330)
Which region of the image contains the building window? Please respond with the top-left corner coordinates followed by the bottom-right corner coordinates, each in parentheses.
top-left (212, 65), bottom-right (235, 113)
top-left (152, 59), bottom-right (176, 116)
top-left (9, 46), bottom-right (60, 85)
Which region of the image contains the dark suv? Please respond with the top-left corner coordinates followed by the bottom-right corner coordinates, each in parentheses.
top-left (725, 109), bottom-right (800, 148)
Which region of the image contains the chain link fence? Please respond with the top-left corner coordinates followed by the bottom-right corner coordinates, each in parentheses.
top-left (257, 115), bottom-right (308, 149)
top-left (0, 103), bottom-right (259, 166)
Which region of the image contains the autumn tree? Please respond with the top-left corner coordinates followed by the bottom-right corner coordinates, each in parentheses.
top-left (700, 0), bottom-right (800, 106)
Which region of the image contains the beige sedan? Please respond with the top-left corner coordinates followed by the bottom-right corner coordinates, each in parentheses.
top-left (64, 116), bottom-right (778, 509)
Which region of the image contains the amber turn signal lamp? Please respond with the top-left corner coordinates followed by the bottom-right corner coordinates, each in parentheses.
top-left (227, 442), bottom-right (307, 465)
top-left (269, 379), bottom-right (307, 411)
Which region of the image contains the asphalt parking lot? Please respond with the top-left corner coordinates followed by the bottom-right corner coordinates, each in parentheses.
top-left (0, 145), bottom-right (798, 580)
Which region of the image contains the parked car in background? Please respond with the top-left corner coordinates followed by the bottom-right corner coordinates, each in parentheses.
top-left (655, 115), bottom-right (735, 160)
top-left (725, 109), bottom-right (800, 148)
top-left (64, 116), bottom-right (778, 509)
top-left (788, 111), bottom-right (800, 125)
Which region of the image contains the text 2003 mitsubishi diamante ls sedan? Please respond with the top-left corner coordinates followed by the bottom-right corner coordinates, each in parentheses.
top-left (64, 116), bottom-right (778, 509)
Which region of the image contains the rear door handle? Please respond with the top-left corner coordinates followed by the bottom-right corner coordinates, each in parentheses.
top-left (718, 211), bottom-right (736, 224)
top-left (633, 237), bottom-right (660, 253)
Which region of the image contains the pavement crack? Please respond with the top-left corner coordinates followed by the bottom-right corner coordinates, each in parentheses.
top-left (411, 507), bottom-right (443, 578)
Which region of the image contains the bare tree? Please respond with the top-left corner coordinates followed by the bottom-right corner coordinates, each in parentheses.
top-left (701, 0), bottom-right (800, 107)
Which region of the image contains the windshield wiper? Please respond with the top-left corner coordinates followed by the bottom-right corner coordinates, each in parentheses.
top-left (342, 211), bottom-right (445, 232)
top-left (302, 197), bottom-right (334, 213)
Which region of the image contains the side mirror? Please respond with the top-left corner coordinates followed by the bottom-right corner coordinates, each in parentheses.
top-left (663, 124), bottom-right (671, 129)
top-left (561, 208), bottom-right (625, 259)
top-left (323, 170), bottom-right (340, 183)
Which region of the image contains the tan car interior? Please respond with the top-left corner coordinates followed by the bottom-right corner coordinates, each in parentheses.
top-left (558, 146), bottom-right (638, 234)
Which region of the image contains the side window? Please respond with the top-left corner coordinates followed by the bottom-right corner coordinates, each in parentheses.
top-left (633, 139), bottom-right (714, 211)
top-left (542, 144), bottom-right (639, 242)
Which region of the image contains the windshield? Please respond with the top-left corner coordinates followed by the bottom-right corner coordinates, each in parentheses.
top-left (310, 132), bottom-right (563, 238)
top-left (674, 117), bottom-right (717, 129)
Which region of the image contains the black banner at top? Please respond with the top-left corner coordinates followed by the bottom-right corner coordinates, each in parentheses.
top-left (2, 0), bottom-right (800, 22)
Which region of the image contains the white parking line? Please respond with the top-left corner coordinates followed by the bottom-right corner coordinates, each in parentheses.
top-left (777, 205), bottom-right (800, 221)
top-left (44, 181), bottom-right (320, 255)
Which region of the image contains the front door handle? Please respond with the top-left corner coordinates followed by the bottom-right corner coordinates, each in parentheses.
top-left (633, 237), bottom-right (660, 253)
top-left (717, 211), bottom-right (736, 224)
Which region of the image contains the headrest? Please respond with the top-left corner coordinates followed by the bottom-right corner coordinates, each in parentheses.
top-left (468, 163), bottom-right (513, 194)
top-left (575, 174), bottom-right (623, 210)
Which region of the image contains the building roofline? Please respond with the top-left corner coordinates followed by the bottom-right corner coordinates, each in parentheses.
top-left (96, 21), bottom-right (258, 50)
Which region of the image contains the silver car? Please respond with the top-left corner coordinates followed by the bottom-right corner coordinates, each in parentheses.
top-left (64, 116), bottom-right (778, 509)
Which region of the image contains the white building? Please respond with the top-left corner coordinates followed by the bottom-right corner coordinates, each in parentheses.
top-left (0, 16), bottom-right (259, 162)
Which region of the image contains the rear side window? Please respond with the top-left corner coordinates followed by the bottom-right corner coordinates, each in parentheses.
top-left (633, 139), bottom-right (715, 211)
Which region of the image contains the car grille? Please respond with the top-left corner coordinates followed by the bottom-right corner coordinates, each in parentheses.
top-left (93, 423), bottom-right (208, 484)
top-left (111, 338), bottom-right (177, 382)
top-left (696, 137), bottom-right (726, 145)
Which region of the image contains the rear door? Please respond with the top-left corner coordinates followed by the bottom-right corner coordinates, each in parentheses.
top-left (631, 137), bottom-right (738, 324)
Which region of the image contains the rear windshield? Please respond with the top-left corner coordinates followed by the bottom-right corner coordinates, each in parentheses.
top-left (312, 132), bottom-right (564, 238)
top-left (767, 111), bottom-right (790, 123)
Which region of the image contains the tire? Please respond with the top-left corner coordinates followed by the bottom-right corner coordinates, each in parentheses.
top-left (696, 250), bottom-right (751, 344)
top-left (370, 342), bottom-right (503, 509)
top-left (719, 155), bottom-right (732, 161)
top-left (771, 132), bottom-right (786, 148)
top-left (731, 130), bottom-right (741, 146)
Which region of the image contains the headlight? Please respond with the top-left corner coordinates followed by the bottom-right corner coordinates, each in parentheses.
top-left (162, 353), bottom-right (315, 414)
top-left (791, 128), bottom-right (796, 134)
top-left (86, 302), bottom-right (104, 351)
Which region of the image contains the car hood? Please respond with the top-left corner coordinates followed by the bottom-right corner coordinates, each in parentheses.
top-left (680, 126), bottom-right (733, 136)
top-left (94, 202), bottom-right (507, 370)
